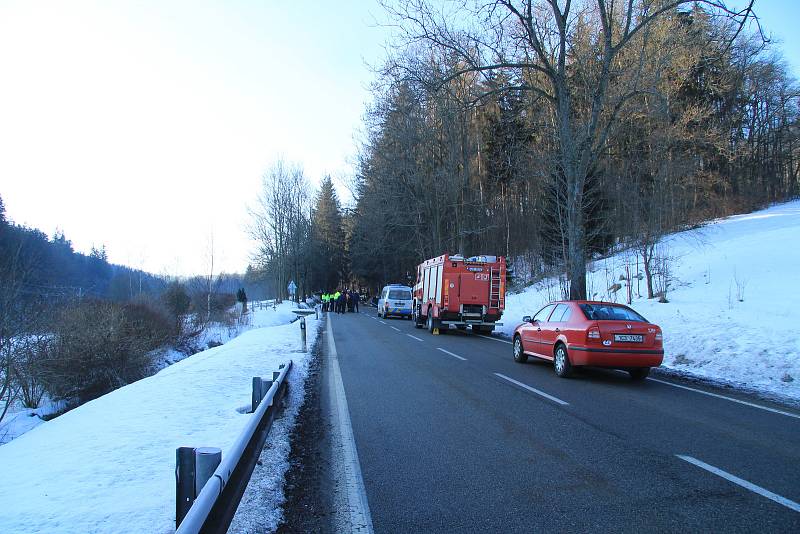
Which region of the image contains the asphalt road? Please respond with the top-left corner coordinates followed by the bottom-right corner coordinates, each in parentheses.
top-left (325, 309), bottom-right (800, 533)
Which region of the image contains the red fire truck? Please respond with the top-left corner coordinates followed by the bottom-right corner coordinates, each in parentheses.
top-left (413, 254), bottom-right (507, 334)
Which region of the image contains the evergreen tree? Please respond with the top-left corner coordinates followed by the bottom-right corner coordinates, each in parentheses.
top-left (310, 176), bottom-right (345, 291)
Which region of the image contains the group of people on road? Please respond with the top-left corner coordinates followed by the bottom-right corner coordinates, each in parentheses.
top-left (321, 289), bottom-right (360, 314)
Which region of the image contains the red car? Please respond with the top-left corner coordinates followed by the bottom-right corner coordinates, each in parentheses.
top-left (512, 300), bottom-right (663, 380)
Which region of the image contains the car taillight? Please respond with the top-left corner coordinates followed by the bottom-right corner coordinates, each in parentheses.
top-left (587, 327), bottom-right (600, 341)
top-left (655, 332), bottom-right (663, 342)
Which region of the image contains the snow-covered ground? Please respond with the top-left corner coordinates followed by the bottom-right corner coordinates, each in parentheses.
top-left (500, 200), bottom-right (800, 402)
top-left (0, 301), bottom-right (320, 533)
top-left (0, 301), bottom-right (300, 445)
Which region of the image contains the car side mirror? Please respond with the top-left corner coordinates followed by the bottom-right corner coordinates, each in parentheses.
top-left (522, 315), bottom-right (532, 323)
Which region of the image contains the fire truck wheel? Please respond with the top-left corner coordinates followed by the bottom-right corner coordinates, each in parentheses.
top-left (413, 310), bottom-right (423, 328)
top-left (426, 313), bottom-right (436, 333)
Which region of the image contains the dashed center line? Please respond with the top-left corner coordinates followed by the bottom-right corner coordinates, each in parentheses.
top-left (406, 334), bottom-right (424, 342)
top-left (677, 455), bottom-right (800, 513)
top-left (390, 326), bottom-right (400, 332)
top-left (649, 378), bottom-right (800, 420)
top-left (494, 373), bottom-right (569, 405)
top-left (437, 348), bottom-right (466, 361)
top-left (379, 320), bottom-right (386, 324)
top-left (476, 334), bottom-right (512, 345)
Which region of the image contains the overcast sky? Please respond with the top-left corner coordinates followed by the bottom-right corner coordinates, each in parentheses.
top-left (1, 0), bottom-right (797, 276)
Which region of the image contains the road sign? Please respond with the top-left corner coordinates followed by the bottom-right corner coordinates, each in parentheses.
top-left (287, 280), bottom-right (297, 296)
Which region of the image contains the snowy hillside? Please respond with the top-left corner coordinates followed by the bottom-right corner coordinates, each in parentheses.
top-left (0, 302), bottom-right (320, 534)
top-left (500, 200), bottom-right (800, 401)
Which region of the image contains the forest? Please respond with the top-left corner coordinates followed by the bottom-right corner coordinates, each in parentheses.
top-left (250, 1), bottom-right (798, 301)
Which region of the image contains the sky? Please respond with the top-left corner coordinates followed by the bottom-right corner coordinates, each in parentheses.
top-left (0, 0), bottom-right (389, 276)
top-left (1, 0), bottom-right (798, 277)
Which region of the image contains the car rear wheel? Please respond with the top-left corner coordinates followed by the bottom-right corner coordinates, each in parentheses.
top-left (554, 344), bottom-right (573, 378)
top-left (628, 367), bottom-right (650, 381)
top-left (513, 336), bottom-right (528, 363)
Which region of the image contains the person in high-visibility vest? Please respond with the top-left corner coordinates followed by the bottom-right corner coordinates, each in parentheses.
top-left (333, 291), bottom-right (341, 313)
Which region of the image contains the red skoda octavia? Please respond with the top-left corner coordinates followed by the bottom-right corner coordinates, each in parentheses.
top-left (512, 301), bottom-right (663, 380)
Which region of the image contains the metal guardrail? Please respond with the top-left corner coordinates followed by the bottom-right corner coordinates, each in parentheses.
top-left (175, 360), bottom-right (293, 533)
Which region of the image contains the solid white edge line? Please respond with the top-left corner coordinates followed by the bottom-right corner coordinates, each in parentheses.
top-left (677, 455), bottom-right (800, 513)
top-left (437, 348), bottom-right (467, 361)
top-left (406, 334), bottom-right (424, 342)
top-left (326, 314), bottom-right (375, 533)
top-left (494, 373), bottom-right (569, 406)
top-left (390, 326), bottom-right (401, 332)
top-left (476, 334), bottom-right (512, 345)
top-left (648, 378), bottom-right (800, 420)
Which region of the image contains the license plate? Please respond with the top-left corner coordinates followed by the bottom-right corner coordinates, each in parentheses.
top-left (394, 302), bottom-right (405, 306)
top-left (614, 334), bottom-right (643, 343)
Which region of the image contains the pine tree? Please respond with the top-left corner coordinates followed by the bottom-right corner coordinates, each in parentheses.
top-left (310, 176), bottom-right (345, 291)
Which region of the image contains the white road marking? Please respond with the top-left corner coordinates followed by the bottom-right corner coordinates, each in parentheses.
top-left (406, 334), bottom-right (424, 342)
top-left (390, 326), bottom-right (400, 332)
top-left (476, 334), bottom-right (512, 345)
top-left (437, 348), bottom-right (466, 361)
top-left (494, 373), bottom-right (569, 406)
top-left (326, 315), bottom-right (375, 533)
top-left (677, 455), bottom-right (800, 513)
top-left (379, 320), bottom-right (386, 325)
top-left (648, 378), bottom-right (800, 420)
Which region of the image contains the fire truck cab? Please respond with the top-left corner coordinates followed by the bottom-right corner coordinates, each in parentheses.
top-left (413, 254), bottom-right (506, 334)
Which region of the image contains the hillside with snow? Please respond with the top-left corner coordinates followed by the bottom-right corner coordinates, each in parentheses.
top-left (0, 302), bottom-right (320, 534)
top-left (500, 200), bottom-right (800, 401)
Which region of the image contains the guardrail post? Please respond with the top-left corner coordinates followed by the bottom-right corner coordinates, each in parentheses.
top-left (195, 447), bottom-right (222, 497)
top-left (176, 447), bottom-right (196, 528)
top-left (252, 377), bottom-right (274, 412)
top-left (251, 377), bottom-right (263, 412)
top-left (300, 316), bottom-right (307, 352)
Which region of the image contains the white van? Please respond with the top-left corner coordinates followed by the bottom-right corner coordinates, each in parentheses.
top-left (377, 284), bottom-right (413, 319)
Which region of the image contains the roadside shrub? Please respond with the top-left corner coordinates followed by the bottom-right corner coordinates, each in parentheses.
top-left (161, 281), bottom-right (191, 331)
top-left (41, 300), bottom-right (173, 403)
top-left (12, 334), bottom-right (50, 409)
top-left (123, 299), bottom-right (175, 345)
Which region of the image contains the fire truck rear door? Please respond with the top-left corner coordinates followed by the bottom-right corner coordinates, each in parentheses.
top-left (459, 272), bottom-right (487, 305)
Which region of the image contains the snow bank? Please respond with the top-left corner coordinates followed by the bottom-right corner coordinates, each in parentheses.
top-left (500, 200), bottom-right (800, 401)
top-left (0, 304), bottom-right (321, 533)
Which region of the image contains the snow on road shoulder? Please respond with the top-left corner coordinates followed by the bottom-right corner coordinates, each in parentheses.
top-left (0, 304), bottom-right (321, 534)
top-left (500, 200), bottom-right (800, 402)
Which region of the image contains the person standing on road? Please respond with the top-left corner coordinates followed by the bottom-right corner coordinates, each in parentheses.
top-left (338, 290), bottom-right (346, 314)
top-left (351, 289), bottom-right (359, 313)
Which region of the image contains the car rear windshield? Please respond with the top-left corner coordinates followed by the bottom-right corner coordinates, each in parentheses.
top-left (579, 303), bottom-right (647, 322)
top-left (388, 290), bottom-right (411, 300)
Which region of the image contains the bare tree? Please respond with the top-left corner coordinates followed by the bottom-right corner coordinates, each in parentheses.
top-left (249, 160), bottom-right (312, 301)
top-left (383, 0), bottom-right (757, 298)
